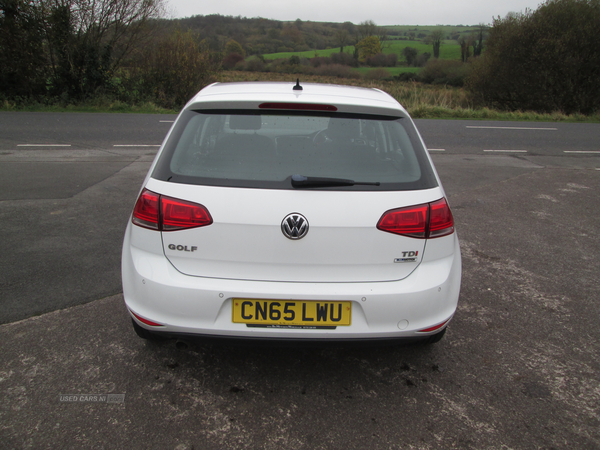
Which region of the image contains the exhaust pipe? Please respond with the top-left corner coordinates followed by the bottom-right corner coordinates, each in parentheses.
top-left (175, 339), bottom-right (190, 350)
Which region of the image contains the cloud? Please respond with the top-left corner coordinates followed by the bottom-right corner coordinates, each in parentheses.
top-left (169, 0), bottom-right (543, 25)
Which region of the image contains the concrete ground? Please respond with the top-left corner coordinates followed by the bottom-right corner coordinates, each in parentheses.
top-left (1, 151), bottom-right (599, 449)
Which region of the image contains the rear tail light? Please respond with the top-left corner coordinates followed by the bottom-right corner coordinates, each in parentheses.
top-left (161, 196), bottom-right (213, 231)
top-left (377, 198), bottom-right (454, 239)
top-left (428, 198), bottom-right (455, 238)
top-left (132, 189), bottom-right (160, 230)
top-left (132, 189), bottom-right (213, 231)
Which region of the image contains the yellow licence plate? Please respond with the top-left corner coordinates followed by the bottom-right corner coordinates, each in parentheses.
top-left (232, 299), bottom-right (352, 327)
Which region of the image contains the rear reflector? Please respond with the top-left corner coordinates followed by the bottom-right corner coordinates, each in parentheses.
top-left (130, 310), bottom-right (164, 327)
top-left (259, 102), bottom-right (338, 112)
top-left (132, 189), bottom-right (213, 232)
top-left (417, 319), bottom-right (450, 333)
top-left (377, 198), bottom-right (454, 239)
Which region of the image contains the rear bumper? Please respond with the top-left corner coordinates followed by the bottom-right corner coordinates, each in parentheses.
top-left (122, 225), bottom-right (461, 341)
top-left (131, 325), bottom-right (448, 347)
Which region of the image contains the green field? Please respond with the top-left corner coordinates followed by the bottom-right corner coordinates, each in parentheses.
top-left (262, 47), bottom-right (355, 60)
top-left (260, 24), bottom-right (482, 62)
top-left (262, 39), bottom-right (463, 63)
top-left (383, 25), bottom-right (483, 36)
top-left (382, 40), bottom-right (462, 60)
top-left (352, 66), bottom-right (420, 76)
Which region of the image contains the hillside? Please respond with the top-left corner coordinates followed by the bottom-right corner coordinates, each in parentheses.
top-left (174, 14), bottom-right (482, 57)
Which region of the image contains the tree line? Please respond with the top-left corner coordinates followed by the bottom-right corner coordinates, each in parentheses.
top-left (0, 0), bottom-right (221, 108)
top-left (1, 0), bottom-right (599, 114)
top-left (467, 0), bottom-right (600, 114)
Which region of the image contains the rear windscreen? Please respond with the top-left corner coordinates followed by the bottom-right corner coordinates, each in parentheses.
top-left (152, 110), bottom-right (438, 191)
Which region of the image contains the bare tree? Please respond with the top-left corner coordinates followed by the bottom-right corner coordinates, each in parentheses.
top-left (457, 34), bottom-right (474, 62)
top-left (472, 24), bottom-right (486, 57)
top-left (0, 0), bottom-right (47, 97)
top-left (40, 0), bottom-right (165, 98)
top-left (137, 29), bottom-right (220, 109)
top-left (427, 28), bottom-right (444, 58)
top-left (357, 20), bottom-right (388, 50)
top-left (357, 20), bottom-right (378, 40)
top-left (59, 0), bottom-right (163, 63)
top-left (334, 28), bottom-right (348, 52)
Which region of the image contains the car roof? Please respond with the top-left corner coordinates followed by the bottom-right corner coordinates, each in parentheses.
top-left (185, 81), bottom-right (408, 117)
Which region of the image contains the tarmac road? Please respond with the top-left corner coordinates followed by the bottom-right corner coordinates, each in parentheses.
top-left (0, 112), bottom-right (599, 449)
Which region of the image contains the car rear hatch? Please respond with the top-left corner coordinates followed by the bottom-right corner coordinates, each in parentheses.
top-left (148, 181), bottom-right (441, 283)
top-left (144, 97), bottom-right (443, 283)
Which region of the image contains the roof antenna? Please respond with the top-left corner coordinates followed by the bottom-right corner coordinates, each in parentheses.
top-left (293, 78), bottom-right (303, 91)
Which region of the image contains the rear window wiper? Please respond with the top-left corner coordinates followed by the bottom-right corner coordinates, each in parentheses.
top-left (291, 174), bottom-right (380, 188)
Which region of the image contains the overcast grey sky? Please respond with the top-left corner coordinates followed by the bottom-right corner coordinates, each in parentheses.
top-left (167, 0), bottom-right (545, 25)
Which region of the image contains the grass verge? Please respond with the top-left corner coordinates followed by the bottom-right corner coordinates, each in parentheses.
top-left (0, 99), bottom-right (177, 114)
top-left (219, 72), bottom-right (600, 122)
top-left (2, 72), bottom-right (598, 122)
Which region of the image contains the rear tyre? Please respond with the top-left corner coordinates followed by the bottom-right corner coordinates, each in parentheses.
top-left (418, 327), bottom-right (447, 345)
top-left (131, 319), bottom-right (167, 341)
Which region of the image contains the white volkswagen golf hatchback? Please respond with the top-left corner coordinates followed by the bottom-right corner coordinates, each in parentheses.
top-left (122, 81), bottom-right (461, 345)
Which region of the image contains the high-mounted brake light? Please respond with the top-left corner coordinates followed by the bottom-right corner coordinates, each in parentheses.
top-left (377, 198), bottom-right (454, 239)
top-left (132, 189), bottom-right (213, 231)
top-left (259, 102), bottom-right (338, 112)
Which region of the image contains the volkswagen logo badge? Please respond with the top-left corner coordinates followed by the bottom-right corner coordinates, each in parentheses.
top-left (281, 213), bottom-right (309, 240)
